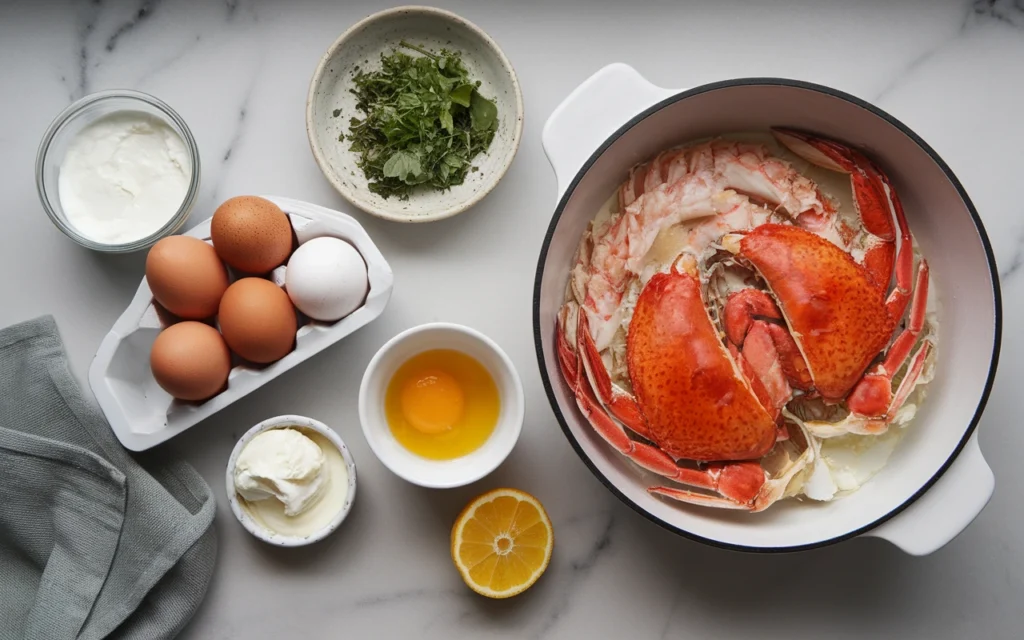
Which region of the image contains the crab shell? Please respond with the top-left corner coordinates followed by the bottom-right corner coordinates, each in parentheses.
top-left (627, 267), bottom-right (776, 461)
top-left (731, 224), bottom-right (895, 401)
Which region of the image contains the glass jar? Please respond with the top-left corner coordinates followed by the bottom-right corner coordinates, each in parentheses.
top-left (35, 89), bottom-right (201, 253)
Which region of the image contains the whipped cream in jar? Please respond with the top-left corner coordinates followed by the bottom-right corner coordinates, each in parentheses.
top-left (227, 416), bottom-right (357, 546)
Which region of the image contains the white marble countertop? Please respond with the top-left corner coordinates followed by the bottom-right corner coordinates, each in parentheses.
top-left (2, 0), bottom-right (1023, 637)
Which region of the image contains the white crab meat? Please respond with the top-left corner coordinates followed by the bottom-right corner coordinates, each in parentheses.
top-left (820, 429), bottom-right (903, 493)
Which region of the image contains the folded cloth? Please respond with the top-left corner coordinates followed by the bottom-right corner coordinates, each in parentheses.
top-left (0, 316), bottom-right (216, 640)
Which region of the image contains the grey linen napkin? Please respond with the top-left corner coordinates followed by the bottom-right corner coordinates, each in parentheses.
top-left (0, 316), bottom-right (216, 640)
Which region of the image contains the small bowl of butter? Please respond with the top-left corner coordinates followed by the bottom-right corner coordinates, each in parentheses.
top-left (226, 414), bottom-right (357, 547)
top-left (35, 89), bottom-right (200, 253)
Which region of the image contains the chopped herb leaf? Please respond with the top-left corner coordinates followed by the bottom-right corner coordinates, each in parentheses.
top-left (470, 91), bottom-right (498, 132)
top-left (450, 83), bottom-right (474, 107)
top-left (382, 149), bottom-right (423, 183)
top-left (342, 41), bottom-right (499, 199)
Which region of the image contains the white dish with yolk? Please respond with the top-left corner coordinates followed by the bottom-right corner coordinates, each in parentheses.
top-left (384, 348), bottom-right (501, 460)
top-left (358, 323), bottom-right (524, 488)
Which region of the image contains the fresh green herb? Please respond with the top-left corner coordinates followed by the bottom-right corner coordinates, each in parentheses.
top-left (332, 108), bottom-right (342, 117)
top-left (344, 41), bottom-right (499, 199)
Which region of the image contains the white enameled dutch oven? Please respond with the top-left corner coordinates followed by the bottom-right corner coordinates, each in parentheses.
top-left (533, 64), bottom-right (1001, 555)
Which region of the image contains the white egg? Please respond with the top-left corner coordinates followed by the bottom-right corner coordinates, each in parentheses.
top-left (284, 237), bottom-right (369, 321)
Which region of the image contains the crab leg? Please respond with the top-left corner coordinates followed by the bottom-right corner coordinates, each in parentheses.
top-left (558, 304), bottom-right (686, 478)
top-left (649, 431), bottom-right (814, 512)
top-left (772, 128), bottom-right (913, 298)
top-left (556, 305), bottom-right (580, 384)
top-left (803, 260), bottom-right (931, 438)
top-left (576, 312), bottom-right (651, 440)
top-left (885, 339), bottom-right (932, 422)
top-left (804, 337), bottom-right (933, 440)
top-left (558, 303), bottom-right (651, 439)
top-left (649, 462), bottom-right (768, 511)
top-left (846, 260), bottom-right (930, 418)
top-left (572, 368), bottom-right (687, 479)
top-left (772, 128), bottom-right (895, 239)
top-left (876, 170), bottom-right (916, 323)
top-left (559, 302), bottom-right (654, 438)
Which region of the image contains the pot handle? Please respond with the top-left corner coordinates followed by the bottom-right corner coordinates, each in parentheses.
top-left (863, 433), bottom-right (993, 555)
top-left (542, 63), bottom-right (677, 199)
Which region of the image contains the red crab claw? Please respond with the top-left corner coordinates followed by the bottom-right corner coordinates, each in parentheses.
top-left (728, 224), bottom-right (894, 402)
top-left (626, 267), bottom-right (777, 461)
top-left (724, 289), bottom-right (814, 393)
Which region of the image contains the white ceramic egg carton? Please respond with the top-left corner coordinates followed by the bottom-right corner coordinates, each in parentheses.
top-left (88, 195), bottom-right (394, 452)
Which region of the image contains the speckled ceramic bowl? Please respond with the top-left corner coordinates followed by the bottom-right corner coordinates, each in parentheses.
top-left (306, 5), bottom-right (523, 223)
top-left (226, 415), bottom-right (357, 547)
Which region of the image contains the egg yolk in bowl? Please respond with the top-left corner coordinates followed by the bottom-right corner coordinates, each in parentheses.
top-left (385, 349), bottom-right (500, 460)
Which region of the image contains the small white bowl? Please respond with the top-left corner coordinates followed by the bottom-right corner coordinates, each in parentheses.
top-left (226, 415), bottom-right (357, 547)
top-left (306, 5), bottom-right (524, 223)
top-left (358, 323), bottom-right (524, 487)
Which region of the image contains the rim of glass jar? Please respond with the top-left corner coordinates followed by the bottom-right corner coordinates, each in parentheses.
top-left (35, 89), bottom-right (201, 254)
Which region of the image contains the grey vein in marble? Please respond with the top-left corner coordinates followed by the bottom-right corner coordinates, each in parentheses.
top-left (998, 228), bottom-right (1024, 280)
top-left (105, 0), bottom-right (161, 52)
top-left (211, 73), bottom-right (260, 202)
top-left (225, 0), bottom-right (258, 23)
top-left (657, 591), bottom-right (683, 640)
top-left (133, 34), bottom-right (202, 87)
top-left (874, 0), bottom-right (1023, 103)
top-left (352, 587), bottom-right (459, 609)
top-left (72, 0), bottom-right (103, 100)
top-left (530, 510), bottom-right (615, 639)
top-left (974, 0), bottom-right (1024, 27)
top-left (222, 104), bottom-right (247, 164)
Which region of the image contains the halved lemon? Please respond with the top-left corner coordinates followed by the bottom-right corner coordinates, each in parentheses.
top-left (450, 488), bottom-right (553, 599)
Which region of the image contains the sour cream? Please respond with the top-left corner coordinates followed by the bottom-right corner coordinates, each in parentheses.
top-left (57, 111), bottom-right (191, 244)
top-left (234, 428), bottom-right (350, 538)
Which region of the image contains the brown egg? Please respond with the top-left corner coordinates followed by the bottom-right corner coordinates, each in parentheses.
top-left (146, 236), bottom-right (229, 319)
top-left (218, 278), bottom-right (297, 364)
top-left (211, 196), bottom-right (293, 274)
top-left (150, 321), bottom-right (231, 401)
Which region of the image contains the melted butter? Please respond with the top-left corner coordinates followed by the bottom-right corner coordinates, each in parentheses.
top-left (385, 349), bottom-right (500, 460)
top-left (644, 225), bottom-right (693, 273)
